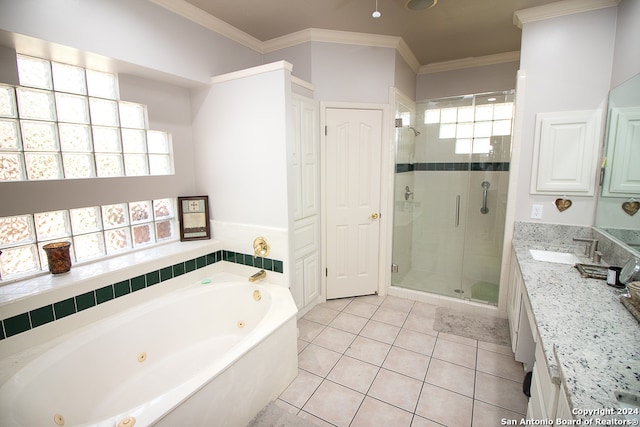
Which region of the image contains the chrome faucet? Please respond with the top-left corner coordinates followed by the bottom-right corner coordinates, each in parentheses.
top-left (248, 269), bottom-right (266, 282)
top-left (573, 238), bottom-right (599, 262)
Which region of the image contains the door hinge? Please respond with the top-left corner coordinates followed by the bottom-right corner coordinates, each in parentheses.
top-left (395, 118), bottom-right (403, 127)
top-left (325, 125), bottom-right (327, 136)
top-left (325, 267), bottom-right (328, 277)
top-left (391, 264), bottom-right (399, 273)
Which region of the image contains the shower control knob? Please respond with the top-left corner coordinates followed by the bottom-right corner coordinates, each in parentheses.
top-left (369, 213), bottom-right (379, 220)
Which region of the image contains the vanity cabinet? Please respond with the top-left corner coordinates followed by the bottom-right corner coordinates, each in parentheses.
top-left (509, 246), bottom-right (575, 424)
top-left (528, 336), bottom-right (559, 420)
top-left (527, 334), bottom-right (575, 423)
top-left (507, 248), bottom-right (523, 353)
top-left (507, 248), bottom-right (535, 371)
top-left (556, 384), bottom-right (573, 421)
top-left (291, 92), bottom-right (321, 312)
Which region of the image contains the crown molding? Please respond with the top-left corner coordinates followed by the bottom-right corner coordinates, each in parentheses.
top-left (514, 0), bottom-right (619, 28)
top-left (149, 0), bottom-right (534, 77)
top-left (147, 0), bottom-right (263, 52)
top-left (291, 75), bottom-right (315, 92)
top-left (262, 28), bottom-right (421, 73)
top-left (210, 60), bottom-right (293, 85)
top-left (418, 51), bottom-right (521, 74)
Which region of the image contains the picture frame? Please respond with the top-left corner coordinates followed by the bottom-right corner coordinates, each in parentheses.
top-left (177, 196), bottom-right (210, 241)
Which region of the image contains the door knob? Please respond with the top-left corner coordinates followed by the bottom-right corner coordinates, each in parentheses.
top-left (369, 213), bottom-right (379, 220)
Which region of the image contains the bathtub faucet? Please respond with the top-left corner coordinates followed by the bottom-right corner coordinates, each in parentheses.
top-left (249, 269), bottom-right (266, 282)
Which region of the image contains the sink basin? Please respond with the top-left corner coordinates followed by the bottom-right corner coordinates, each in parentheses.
top-left (529, 249), bottom-right (580, 265)
top-left (615, 391), bottom-right (640, 423)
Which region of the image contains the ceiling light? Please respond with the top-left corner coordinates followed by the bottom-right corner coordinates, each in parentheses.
top-left (372, 0), bottom-right (381, 18)
top-left (405, 0), bottom-right (437, 11)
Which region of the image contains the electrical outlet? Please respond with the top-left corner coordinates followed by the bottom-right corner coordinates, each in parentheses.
top-left (531, 204), bottom-right (543, 219)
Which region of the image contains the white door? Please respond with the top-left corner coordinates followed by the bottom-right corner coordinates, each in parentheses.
top-left (325, 108), bottom-right (383, 299)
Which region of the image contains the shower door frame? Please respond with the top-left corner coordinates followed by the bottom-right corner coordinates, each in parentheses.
top-left (391, 91), bottom-right (514, 305)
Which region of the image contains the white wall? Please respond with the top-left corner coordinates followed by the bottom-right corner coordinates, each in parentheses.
top-left (310, 42), bottom-right (395, 103)
top-left (394, 51), bottom-right (417, 102)
top-left (416, 61), bottom-right (520, 101)
top-left (611, 0), bottom-right (640, 88)
top-left (264, 44), bottom-right (313, 84)
top-left (513, 7), bottom-right (617, 226)
top-left (190, 66), bottom-right (293, 229)
top-left (0, 0), bottom-right (262, 85)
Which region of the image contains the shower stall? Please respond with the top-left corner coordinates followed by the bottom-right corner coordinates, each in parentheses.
top-left (391, 91), bottom-right (514, 305)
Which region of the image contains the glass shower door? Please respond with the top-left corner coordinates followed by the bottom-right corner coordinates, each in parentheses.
top-left (392, 91), bottom-right (514, 305)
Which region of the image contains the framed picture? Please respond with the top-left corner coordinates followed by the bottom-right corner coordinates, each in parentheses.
top-left (178, 196), bottom-right (210, 241)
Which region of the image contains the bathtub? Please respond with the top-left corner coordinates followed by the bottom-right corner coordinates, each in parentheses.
top-left (0, 272), bottom-right (299, 427)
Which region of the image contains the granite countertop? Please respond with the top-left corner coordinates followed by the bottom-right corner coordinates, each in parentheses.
top-left (512, 241), bottom-right (640, 421)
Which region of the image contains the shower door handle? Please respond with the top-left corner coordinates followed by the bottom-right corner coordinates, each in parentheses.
top-left (481, 181), bottom-right (490, 214)
top-left (455, 195), bottom-right (460, 228)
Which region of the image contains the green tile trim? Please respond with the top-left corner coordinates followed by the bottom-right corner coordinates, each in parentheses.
top-left (54, 298), bottom-right (76, 319)
top-left (96, 285), bottom-right (114, 304)
top-left (75, 291), bottom-right (96, 312)
top-left (0, 248), bottom-right (283, 340)
top-left (114, 280), bottom-right (131, 298)
top-left (4, 313), bottom-right (30, 337)
top-left (131, 275), bottom-right (146, 292)
top-left (160, 266), bottom-right (173, 282)
top-left (30, 305), bottom-right (54, 328)
top-left (146, 270), bottom-right (160, 287)
top-left (185, 259), bottom-right (196, 273)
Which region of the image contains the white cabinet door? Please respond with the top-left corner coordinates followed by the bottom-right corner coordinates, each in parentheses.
top-left (293, 258), bottom-right (305, 309)
top-left (300, 96), bottom-right (320, 218)
top-left (303, 252), bottom-right (321, 305)
top-left (556, 384), bottom-right (573, 422)
top-left (603, 106), bottom-right (640, 197)
top-left (292, 94), bottom-right (320, 221)
top-left (507, 249), bottom-right (523, 353)
top-left (530, 110), bottom-right (602, 196)
top-left (292, 97), bottom-right (303, 220)
top-left (292, 93), bottom-right (321, 311)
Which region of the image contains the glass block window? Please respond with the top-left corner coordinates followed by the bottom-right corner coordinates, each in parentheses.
top-left (0, 199), bottom-right (177, 280)
top-left (0, 54), bottom-right (173, 182)
top-left (424, 96), bottom-right (514, 155)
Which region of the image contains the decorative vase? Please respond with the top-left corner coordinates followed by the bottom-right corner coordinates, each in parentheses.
top-left (43, 242), bottom-right (72, 274)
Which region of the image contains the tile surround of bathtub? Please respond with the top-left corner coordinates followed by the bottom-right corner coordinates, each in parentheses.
top-left (0, 249), bottom-right (284, 340)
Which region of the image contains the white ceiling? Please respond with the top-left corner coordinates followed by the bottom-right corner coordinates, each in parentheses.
top-left (181, 0), bottom-right (564, 66)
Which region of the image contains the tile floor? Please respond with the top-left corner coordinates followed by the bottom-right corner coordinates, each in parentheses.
top-left (274, 294), bottom-right (529, 427)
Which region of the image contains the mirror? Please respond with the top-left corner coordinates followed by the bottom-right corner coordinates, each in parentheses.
top-left (595, 72), bottom-right (640, 255)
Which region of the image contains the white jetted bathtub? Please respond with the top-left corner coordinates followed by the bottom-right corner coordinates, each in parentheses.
top-left (0, 272), bottom-right (299, 427)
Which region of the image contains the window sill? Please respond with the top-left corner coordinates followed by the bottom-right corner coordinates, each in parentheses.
top-left (0, 239), bottom-right (223, 316)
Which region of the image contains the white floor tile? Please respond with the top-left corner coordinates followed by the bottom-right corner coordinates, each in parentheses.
top-left (279, 295), bottom-right (528, 427)
top-left (382, 346), bottom-right (430, 380)
top-left (298, 343), bottom-right (342, 377)
top-left (351, 396), bottom-right (413, 427)
top-left (327, 355), bottom-right (379, 394)
top-left (368, 368), bottom-right (423, 412)
top-left (302, 380), bottom-right (364, 426)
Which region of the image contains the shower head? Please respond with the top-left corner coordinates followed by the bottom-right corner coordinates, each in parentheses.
top-left (408, 126), bottom-right (421, 136)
